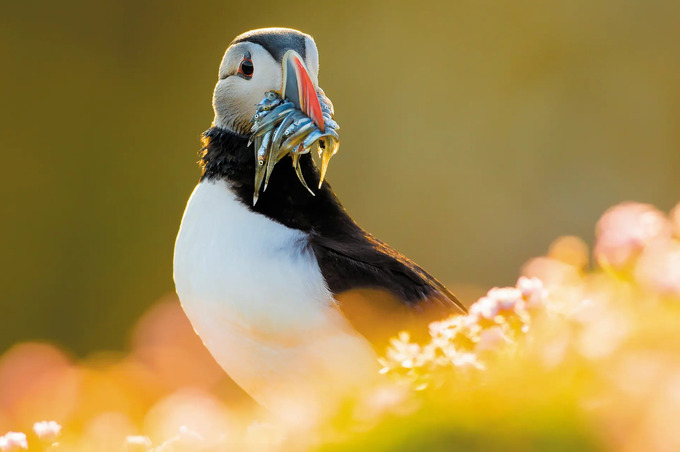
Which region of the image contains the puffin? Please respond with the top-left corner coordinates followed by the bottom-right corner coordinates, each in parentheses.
top-left (173, 27), bottom-right (465, 421)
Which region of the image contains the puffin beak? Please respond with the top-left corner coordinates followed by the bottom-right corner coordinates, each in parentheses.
top-left (281, 50), bottom-right (325, 131)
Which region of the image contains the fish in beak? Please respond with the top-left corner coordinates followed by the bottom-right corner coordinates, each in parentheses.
top-left (249, 50), bottom-right (340, 205)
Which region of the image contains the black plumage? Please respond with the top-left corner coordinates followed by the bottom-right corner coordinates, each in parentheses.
top-left (200, 127), bottom-right (466, 317)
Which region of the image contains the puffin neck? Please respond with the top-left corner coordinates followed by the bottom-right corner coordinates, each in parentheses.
top-left (199, 127), bottom-right (354, 235)
top-left (199, 127), bottom-right (252, 183)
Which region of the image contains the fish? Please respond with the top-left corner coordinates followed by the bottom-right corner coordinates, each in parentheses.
top-left (248, 90), bottom-right (340, 205)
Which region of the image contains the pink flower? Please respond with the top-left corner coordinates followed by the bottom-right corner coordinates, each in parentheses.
top-left (469, 296), bottom-right (499, 321)
top-left (0, 432), bottom-right (28, 451)
top-left (595, 202), bottom-right (672, 270)
top-left (487, 287), bottom-right (524, 312)
top-left (32, 421), bottom-right (61, 442)
top-left (516, 276), bottom-right (548, 308)
top-left (468, 287), bottom-right (527, 324)
top-left (634, 239), bottom-right (680, 296)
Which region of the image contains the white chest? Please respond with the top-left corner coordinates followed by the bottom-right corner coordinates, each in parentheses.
top-left (173, 180), bottom-right (377, 413)
top-left (173, 179), bottom-right (333, 335)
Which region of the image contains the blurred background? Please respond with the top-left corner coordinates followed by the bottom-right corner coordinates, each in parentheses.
top-left (1, 0), bottom-right (679, 354)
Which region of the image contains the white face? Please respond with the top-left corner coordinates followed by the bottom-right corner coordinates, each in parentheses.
top-left (213, 37), bottom-right (320, 134)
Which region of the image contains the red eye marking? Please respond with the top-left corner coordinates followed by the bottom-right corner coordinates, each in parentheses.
top-left (238, 51), bottom-right (254, 78)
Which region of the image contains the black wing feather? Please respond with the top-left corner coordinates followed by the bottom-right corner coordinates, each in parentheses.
top-left (311, 230), bottom-right (466, 314)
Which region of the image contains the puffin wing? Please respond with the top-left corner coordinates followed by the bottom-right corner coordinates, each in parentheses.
top-left (310, 231), bottom-right (466, 349)
top-left (310, 231), bottom-right (466, 313)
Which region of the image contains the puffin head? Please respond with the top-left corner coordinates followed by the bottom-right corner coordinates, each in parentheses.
top-left (213, 27), bottom-right (320, 134)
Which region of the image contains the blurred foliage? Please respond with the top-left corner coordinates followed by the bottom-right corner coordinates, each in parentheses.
top-left (1, 201), bottom-right (679, 451)
top-left (2, 0), bottom-right (680, 356)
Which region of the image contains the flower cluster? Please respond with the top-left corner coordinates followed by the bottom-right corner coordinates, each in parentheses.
top-left (0, 432), bottom-right (27, 452)
top-left (0, 421), bottom-right (61, 451)
top-left (595, 202), bottom-right (680, 296)
top-left (379, 276), bottom-right (548, 387)
top-left (380, 201), bottom-right (680, 392)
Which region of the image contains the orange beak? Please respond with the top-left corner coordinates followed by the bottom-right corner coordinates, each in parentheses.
top-left (281, 50), bottom-right (325, 132)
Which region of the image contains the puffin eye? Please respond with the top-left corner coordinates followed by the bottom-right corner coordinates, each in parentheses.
top-left (238, 52), bottom-right (254, 78)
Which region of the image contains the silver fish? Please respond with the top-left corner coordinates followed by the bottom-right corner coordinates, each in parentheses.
top-left (248, 89), bottom-right (340, 204)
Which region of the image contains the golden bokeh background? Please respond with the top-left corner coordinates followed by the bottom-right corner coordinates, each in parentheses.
top-left (2, 0), bottom-right (679, 354)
